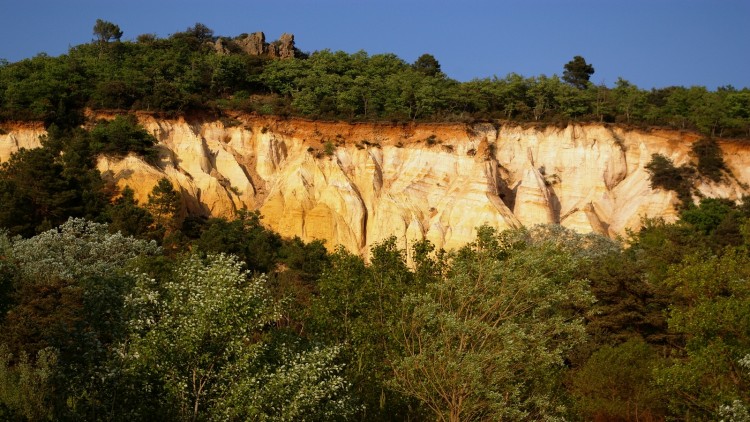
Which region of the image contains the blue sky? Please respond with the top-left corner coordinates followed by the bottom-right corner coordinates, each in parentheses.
top-left (1, 0), bottom-right (748, 89)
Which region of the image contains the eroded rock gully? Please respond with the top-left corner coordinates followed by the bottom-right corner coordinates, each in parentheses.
top-left (2, 114), bottom-right (748, 256)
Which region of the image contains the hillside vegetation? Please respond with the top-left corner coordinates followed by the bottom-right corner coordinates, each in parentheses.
top-left (1, 22), bottom-right (750, 421)
top-left (0, 22), bottom-right (748, 138)
top-left (1, 200), bottom-right (750, 421)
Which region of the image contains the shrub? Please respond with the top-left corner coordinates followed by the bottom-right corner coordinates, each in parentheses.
top-left (323, 140), bottom-right (335, 156)
top-left (644, 154), bottom-right (695, 206)
top-left (89, 116), bottom-right (157, 159)
top-left (691, 138), bottom-right (725, 182)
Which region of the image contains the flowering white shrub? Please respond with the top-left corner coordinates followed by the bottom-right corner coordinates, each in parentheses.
top-left (120, 253), bottom-right (354, 421)
top-left (11, 218), bottom-right (159, 283)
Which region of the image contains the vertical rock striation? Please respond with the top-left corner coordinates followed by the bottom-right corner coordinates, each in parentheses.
top-left (2, 115), bottom-right (748, 255)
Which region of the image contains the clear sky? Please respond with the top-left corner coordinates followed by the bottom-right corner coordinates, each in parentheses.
top-left (1, 0), bottom-right (748, 89)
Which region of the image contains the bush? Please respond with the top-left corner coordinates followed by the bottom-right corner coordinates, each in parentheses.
top-left (323, 140), bottom-right (335, 156)
top-left (691, 138), bottom-right (725, 182)
top-left (644, 154), bottom-right (695, 206)
top-left (89, 116), bottom-right (157, 159)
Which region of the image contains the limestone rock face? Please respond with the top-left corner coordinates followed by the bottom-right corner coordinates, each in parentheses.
top-left (3, 115), bottom-right (749, 255)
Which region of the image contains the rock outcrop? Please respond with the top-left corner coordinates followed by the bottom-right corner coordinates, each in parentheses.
top-left (2, 115), bottom-right (748, 256)
top-left (233, 32), bottom-right (296, 59)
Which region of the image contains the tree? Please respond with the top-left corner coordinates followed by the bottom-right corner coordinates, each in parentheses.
top-left (89, 115), bottom-right (157, 159)
top-left (10, 218), bottom-right (158, 285)
top-left (0, 346), bottom-right (58, 422)
top-left (310, 239), bottom-right (421, 420)
top-left (691, 138), bottom-right (726, 182)
top-left (93, 19), bottom-right (123, 44)
top-left (644, 153), bottom-right (695, 206)
top-left (0, 144), bottom-right (85, 237)
top-left (570, 339), bottom-right (667, 420)
top-left (119, 253), bottom-right (354, 420)
top-left (413, 54), bottom-right (442, 78)
top-left (655, 249), bottom-right (750, 419)
top-left (562, 56), bottom-right (595, 89)
top-left (146, 178), bottom-right (182, 232)
top-left (195, 211), bottom-right (282, 273)
top-left (389, 226), bottom-right (595, 421)
top-left (106, 186), bottom-right (155, 238)
top-left (612, 78), bottom-right (648, 123)
top-left (0, 219), bottom-right (159, 420)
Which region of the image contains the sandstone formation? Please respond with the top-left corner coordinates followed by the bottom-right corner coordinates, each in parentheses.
top-left (233, 32), bottom-right (296, 59)
top-left (0, 122), bottom-right (45, 160)
top-left (2, 115), bottom-right (748, 257)
top-left (269, 33), bottom-right (296, 59)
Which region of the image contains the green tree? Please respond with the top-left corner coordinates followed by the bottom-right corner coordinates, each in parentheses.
top-left (528, 75), bottom-right (559, 121)
top-left (0, 219), bottom-right (158, 419)
top-left (310, 239), bottom-right (421, 420)
top-left (119, 253), bottom-right (354, 421)
top-left (612, 78), bottom-right (648, 123)
top-left (105, 186), bottom-right (155, 238)
top-left (581, 249), bottom-right (672, 345)
top-left (655, 249), bottom-right (750, 419)
top-left (0, 346), bottom-right (58, 422)
top-left (389, 226), bottom-right (594, 421)
top-left (570, 339), bottom-right (667, 420)
top-left (412, 53), bottom-right (442, 78)
top-left (0, 144), bottom-right (85, 237)
top-left (194, 211), bottom-right (282, 273)
top-left (644, 153), bottom-right (695, 206)
top-left (691, 137), bottom-right (726, 182)
top-left (93, 19), bottom-right (123, 44)
top-left (146, 177), bottom-right (182, 232)
top-left (562, 55), bottom-right (595, 90)
top-left (89, 115), bottom-right (157, 158)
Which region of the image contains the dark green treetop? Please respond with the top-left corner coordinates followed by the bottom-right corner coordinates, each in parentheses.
top-left (93, 19), bottom-right (123, 44)
top-left (563, 55), bottom-right (595, 89)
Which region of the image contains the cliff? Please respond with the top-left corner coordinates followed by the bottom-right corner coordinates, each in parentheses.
top-left (2, 115), bottom-right (748, 256)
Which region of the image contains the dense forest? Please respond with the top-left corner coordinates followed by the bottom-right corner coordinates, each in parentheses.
top-left (1, 22), bottom-right (749, 138)
top-left (1, 21), bottom-right (750, 421)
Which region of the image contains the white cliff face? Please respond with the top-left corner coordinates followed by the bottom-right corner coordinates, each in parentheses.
top-left (2, 115), bottom-right (749, 255)
top-left (0, 124), bottom-right (45, 162)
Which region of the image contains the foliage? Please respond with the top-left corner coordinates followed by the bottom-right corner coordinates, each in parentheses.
top-left (119, 253), bottom-right (281, 420)
top-left (389, 226), bottom-right (595, 421)
top-left (146, 177), bottom-right (182, 233)
top-left (0, 25), bottom-right (747, 134)
top-left (644, 153), bottom-right (695, 205)
top-left (89, 115), bottom-right (157, 159)
top-left (562, 56), bottom-right (595, 90)
top-left (93, 19), bottom-right (123, 44)
top-left (215, 342), bottom-right (356, 421)
top-left (655, 249), bottom-right (750, 419)
top-left (580, 248), bottom-right (673, 345)
top-left (412, 53), bottom-right (442, 77)
top-left (691, 137), bottom-right (726, 182)
top-left (194, 210), bottom-right (282, 273)
top-left (0, 127), bottom-right (109, 237)
top-left (0, 345), bottom-right (58, 421)
top-left (119, 252), bottom-right (354, 421)
top-left (0, 208), bottom-right (748, 420)
top-left (10, 217), bottom-right (158, 284)
top-left (310, 239), bottom-right (421, 420)
top-left (680, 197), bottom-right (738, 236)
top-left (569, 339), bottom-right (667, 420)
top-left (0, 219), bottom-right (159, 420)
top-left (105, 186), bottom-right (156, 238)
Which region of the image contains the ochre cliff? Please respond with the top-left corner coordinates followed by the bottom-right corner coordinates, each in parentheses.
top-left (2, 114), bottom-right (749, 256)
